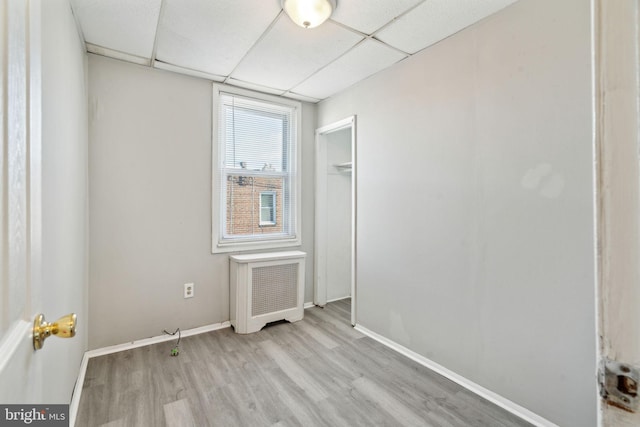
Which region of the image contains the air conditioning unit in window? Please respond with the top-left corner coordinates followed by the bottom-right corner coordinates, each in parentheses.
top-left (229, 251), bottom-right (306, 334)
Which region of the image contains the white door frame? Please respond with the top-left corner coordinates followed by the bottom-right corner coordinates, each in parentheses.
top-left (314, 116), bottom-right (357, 326)
top-left (594, 0), bottom-right (640, 425)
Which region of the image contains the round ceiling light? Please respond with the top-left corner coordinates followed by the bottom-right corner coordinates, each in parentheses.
top-left (281, 0), bottom-right (337, 29)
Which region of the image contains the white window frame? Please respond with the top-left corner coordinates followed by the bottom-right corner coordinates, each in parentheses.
top-left (259, 191), bottom-right (277, 226)
top-left (212, 85), bottom-right (301, 253)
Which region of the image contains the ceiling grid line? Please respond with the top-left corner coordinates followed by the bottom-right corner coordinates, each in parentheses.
top-left (282, 36), bottom-right (369, 97)
top-left (68, 0), bottom-right (88, 48)
top-left (148, 0), bottom-right (167, 66)
top-left (223, 10), bottom-right (286, 85)
top-left (368, 0), bottom-right (428, 39)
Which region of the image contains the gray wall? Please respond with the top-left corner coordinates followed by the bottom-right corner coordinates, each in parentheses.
top-left (41, 0), bottom-right (89, 401)
top-left (88, 55), bottom-right (316, 349)
top-left (317, 0), bottom-right (595, 426)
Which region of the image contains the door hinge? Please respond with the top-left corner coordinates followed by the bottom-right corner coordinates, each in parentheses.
top-left (599, 358), bottom-right (639, 413)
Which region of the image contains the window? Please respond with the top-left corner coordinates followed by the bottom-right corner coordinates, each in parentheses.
top-left (260, 192), bottom-right (276, 225)
top-left (212, 87), bottom-right (301, 252)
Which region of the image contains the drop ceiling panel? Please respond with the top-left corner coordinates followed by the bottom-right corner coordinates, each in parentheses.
top-left (292, 40), bottom-right (407, 100)
top-left (376, 0), bottom-right (518, 54)
top-left (231, 16), bottom-right (363, 91)
top-left (71, 0), bottom-right (161, 58)
top-left (331, 0), bottom-right (424, 35)
top-left (155, 0), bottom-right (281, 77)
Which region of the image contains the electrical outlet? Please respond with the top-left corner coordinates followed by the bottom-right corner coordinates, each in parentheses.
top-left (184, 283), bottom-right (194, 299)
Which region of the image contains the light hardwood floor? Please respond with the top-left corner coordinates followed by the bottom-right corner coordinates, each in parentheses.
top-left (76, 299), bottom-right (532, 426)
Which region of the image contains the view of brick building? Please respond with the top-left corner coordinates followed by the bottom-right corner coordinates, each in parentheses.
top-left (225, 175), bottom-right (284, 237)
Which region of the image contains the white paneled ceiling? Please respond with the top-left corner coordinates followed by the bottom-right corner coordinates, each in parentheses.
top-left (72, 0), bottom-right (162, 59)
top-left (291, 39), bottom-right (407, 100)
top-left (156, 0), bottom-right (282, 78)
top-left (231, 18), bottom-right (362, 91)
top-left (376, 0), bottom-right (520, 54)
top-left (71, 0), bottom-right (519, 102)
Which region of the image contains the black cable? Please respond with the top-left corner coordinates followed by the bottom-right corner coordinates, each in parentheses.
top-left (163, 328), bottom-right (181, 356)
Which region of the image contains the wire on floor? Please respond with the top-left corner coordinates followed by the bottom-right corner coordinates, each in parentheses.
top-left (163, 328), bottom-right (181, 356)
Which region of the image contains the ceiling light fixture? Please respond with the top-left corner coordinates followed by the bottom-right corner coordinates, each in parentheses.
top-left (281, 0), bottom-right (337, 29)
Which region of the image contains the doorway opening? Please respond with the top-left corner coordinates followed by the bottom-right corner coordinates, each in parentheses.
top-left (314, 116), bottom-right (356, 326)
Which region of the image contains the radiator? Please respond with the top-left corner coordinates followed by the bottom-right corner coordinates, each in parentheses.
top-left (229, 251), bottom-right (306, 334)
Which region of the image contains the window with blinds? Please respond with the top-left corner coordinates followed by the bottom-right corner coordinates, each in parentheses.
top-left (213, 89), bottom-right (300, 252)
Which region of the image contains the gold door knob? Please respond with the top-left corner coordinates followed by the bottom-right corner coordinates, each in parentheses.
top-left (33, 313), bottom-right (76, 350)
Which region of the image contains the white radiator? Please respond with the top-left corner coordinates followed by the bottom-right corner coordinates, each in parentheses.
top-left (229, 251), bottom-right (306, 334)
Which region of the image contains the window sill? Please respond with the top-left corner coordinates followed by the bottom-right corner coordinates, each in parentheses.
top-left (212, 237), bottom-right (301, 254)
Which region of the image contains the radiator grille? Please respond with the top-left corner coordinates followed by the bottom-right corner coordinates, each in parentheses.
top-left (251, 263), bottom-right (298, 316)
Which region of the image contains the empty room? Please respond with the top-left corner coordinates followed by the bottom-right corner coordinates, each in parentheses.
top-left (1, 0), bottom-right (639, 426)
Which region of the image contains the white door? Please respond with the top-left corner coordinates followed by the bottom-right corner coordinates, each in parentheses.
top-left (595, 1), bottom-right (640, 425)
top-left (314, 116), bottom-right (357, 325)
top-left (0, 0), bottom-right (86, 413)
top-left (0, 0), bottom-right (46, 404)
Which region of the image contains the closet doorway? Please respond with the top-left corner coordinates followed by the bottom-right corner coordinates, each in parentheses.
top-left (314, 116), bottom-right (356, 326)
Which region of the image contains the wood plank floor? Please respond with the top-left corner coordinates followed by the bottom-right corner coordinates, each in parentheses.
top-left (76, 299), bottom-right (532, 426)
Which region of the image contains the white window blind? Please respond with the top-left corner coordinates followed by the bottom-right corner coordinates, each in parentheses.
top-left (217, 92), bottom-right (298, 246)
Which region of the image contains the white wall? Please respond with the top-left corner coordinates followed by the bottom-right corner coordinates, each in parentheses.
top-left (88, 55), bottom-right (316, 349)
top-left (317, 0), bottom-right (595, 425)
top-left (325, 129), bottom-right (352, 301)
top-left (40, 0), bottom-right (88, 401)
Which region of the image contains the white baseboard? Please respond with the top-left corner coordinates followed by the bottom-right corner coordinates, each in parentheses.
top-left (304, 302), bottom-right (315, 309)
top-left (354, 324), bottom-right (558, 427)
top-left (69, 351), bottom-right (89, 427)
top-left (84, 321), bottom-right (231, 359)
top-left (69, 320), bottom-right (231, 426)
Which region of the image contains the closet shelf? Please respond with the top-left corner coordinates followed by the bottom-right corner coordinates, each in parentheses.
top-left (333, 162), bottom-right (353, 172)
